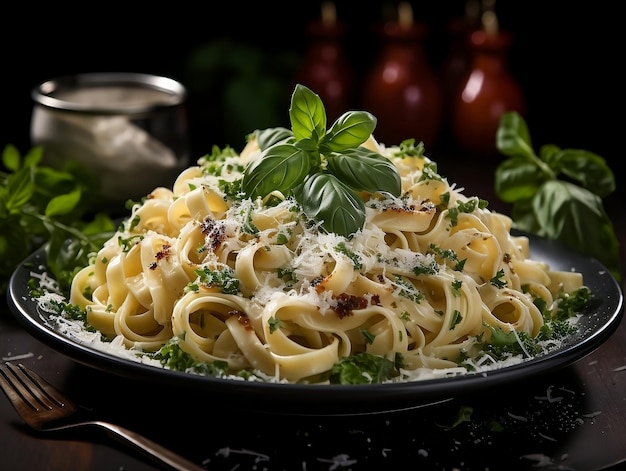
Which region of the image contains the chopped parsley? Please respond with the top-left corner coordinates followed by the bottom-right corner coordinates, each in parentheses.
top-left (490, 269), bottom-right (507, 288)
top-left (335, 241), bottom-right (363, 270)
top-left (328, 352), bottom-right (400, 384)
top-left (194, 266), bottom-right (240, 294)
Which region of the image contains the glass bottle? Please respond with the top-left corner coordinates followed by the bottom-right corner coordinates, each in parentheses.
top-left (439, 1), bottom-right (481, 148)
top-left (293, 2), bottom-right (354, 122)
top-left (361, 12), bottom-right (443, 149)
top-left (451, 23), bottom-right (525, 158)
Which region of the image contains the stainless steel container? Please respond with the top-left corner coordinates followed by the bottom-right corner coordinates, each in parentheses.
top-left (31, 72), bottom-right (190, 206)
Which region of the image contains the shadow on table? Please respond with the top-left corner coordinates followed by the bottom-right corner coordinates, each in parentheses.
top-left (60, 361), bottom-right (591, 471)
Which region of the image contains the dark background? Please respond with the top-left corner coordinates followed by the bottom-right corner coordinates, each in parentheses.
top-left (1, 1), bottom-right (622, 172)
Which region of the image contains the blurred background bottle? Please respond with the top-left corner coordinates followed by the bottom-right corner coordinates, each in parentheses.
top-left (450, 1), bottom-right (525, 158)
top-left (361, 2), bottom-right (443, 149)
top-left (293, 2), bottom-right (355, 123)
top-left (438, 0), bottom-right (481, 148)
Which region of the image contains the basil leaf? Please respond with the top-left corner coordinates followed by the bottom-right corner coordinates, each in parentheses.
top-left (256, 127), bottom-right (293, 150)
top-left (494, 155), bottom-right (542, 203)
top-left (554, 149), bottom-right (615, 198)
top-left (496, 111), bottom-right (534, 159)
top-left (35, 165), bottom-right (76, 191)
top-left (24, 147), bottom-right (43, 167)
top-left (1, 144), bottom-right (21, 172)
top-left (45, 228), bottom-right (92, 291)
top-left (326, 148), bottom-right (401, 196)
top-left (294, 137), bottom-right (319, 153)
top-left (294, 173), bottom-right (365, 237)
top-left (82, 212), bottom-right (116, 236)
top-left (46, 188), bottom-right (82, 217)
top-left (538, 143), bottom-right (562, 170)
top-left (289, 84), bottom-right (326, 144)
top-left (5, 166), bottom-right (35, 212)
top-left (241, 144), bottom-right (311, 197)
top-left (0, 219), bottom-right (29, 261)
top-left (532, 180), bottom-right (590, 239)
top-left (321, 111), bottom-right (377, 152)
top-left (532, 180), bottom-right (619, 275)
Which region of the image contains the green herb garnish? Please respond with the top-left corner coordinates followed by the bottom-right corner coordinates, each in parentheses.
top-left (329, 352), bottom-right (398, 384)
top-left (194, 265), bottom-right (240, 294)
top-left (241, 84), bottom-right (401, 238)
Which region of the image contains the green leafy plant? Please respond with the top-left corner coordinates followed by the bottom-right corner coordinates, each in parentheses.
top-left (241, 84), bottom-right (401, 237)
top-left (494, 111), bottom-right (620, 280)
top-left (0, 144), bottom-right (116, 293)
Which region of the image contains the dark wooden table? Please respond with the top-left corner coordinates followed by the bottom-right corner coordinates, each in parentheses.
top-left (1, 158), bottom-right (625, 471)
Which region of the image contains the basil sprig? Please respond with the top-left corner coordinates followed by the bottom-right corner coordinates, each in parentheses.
top-left (241, 84), bottom-right (401, 237)
top-left (0, 145), bottom-right (116, 293)
top-left (494, 111), bottom-right (620, 280)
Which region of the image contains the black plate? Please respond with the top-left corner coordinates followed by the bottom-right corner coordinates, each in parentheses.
top-left (6, 231), bottom-right (623, 415)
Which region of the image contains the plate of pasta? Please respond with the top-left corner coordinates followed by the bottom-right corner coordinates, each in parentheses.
top-left (7, 85), bottom-right (624, 414)
top-left (8, 156), bottom-right (623, 413)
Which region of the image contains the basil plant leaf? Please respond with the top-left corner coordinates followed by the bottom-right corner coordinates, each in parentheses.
top-left (321, 111), bottom-right (377, 152)
top-left (555, 149), bottom-right (615, 198)
top-left (256, 127), bottom-right (293, 151)
top-left (294, 137), bottom-right (319, 153)
top-left (494, 110), bottom-right (621, 281)
top-left (538, 143), bottom-right (562, 170)
top-left (294, 173), bottom-right (365, 237)
top-left (46, 188), bottom-right (82, 217)
top-left (241, 144), bottom-right (312, 198)
top-left (289, 84), bottom-right (326, 144)
top-left (532, 180), bottom-right (620, 276)
top-left (45, 226), bottom-right (93, 291)
top-left (35, 165), bottom-right (76, 191)
top-left (5, 166), bottom-right (35, 213)
top-left (1, 144), bottom-right (21, 172)
top-left (494, 155), bottom-right (543, 203)
top-left (23, 146), bottom-right (44, 167)
top-left (326, 148), bottom-right (401, 196)
top-left (496, 111), bottom-right (534, 159)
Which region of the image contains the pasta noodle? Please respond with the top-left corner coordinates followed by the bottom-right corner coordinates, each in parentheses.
top-left (68, 136), bottom-right (585, 383)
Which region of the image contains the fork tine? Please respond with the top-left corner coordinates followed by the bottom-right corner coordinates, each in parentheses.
top-left (0, 362), bottom-right (78, 429)
top-left (12, 363), bottom-right (77, 410)
top-left (2, 362), bottom-right (58, 411)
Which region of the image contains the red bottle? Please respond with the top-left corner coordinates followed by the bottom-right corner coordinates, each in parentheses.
top-left (293, 4), bottom-right (354, 122)
top-left (441, 16), bottom-right (475, 113)
top-left (361, 19), bottom-right (443, 149)
top-left (451, 28), bottom-right (525, 157)
top-left (439, 12), bottom-right (480, 144)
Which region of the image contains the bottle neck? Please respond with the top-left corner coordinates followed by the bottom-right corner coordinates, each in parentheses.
top-left (468, 30), bottom-right (512, 73)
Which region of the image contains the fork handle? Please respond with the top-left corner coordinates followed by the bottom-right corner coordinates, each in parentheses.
top-left (87, 420), bottom-right (206, 471)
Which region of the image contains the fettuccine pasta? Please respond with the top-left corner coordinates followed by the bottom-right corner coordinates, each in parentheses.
top-left (69, 136), bottom-right (584, 383)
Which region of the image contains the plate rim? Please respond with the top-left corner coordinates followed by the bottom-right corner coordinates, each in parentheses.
top-left (6, 231), bottom-right (624, 415)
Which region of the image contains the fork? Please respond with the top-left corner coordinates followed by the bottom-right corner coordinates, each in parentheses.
top-left (0, 362), bottom-right (205, 471)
